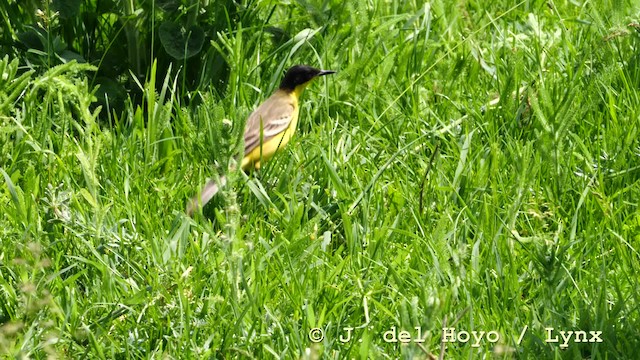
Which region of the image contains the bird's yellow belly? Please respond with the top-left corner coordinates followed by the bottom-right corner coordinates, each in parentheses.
top-left (242, 106), bottom-right (299, 170)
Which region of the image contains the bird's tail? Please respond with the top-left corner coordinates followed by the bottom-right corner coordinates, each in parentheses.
top-left (186, 176), bottom-right (227, 216)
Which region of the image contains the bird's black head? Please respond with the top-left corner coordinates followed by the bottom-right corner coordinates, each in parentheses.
top-left (278, 65), bottom-right (335, 92)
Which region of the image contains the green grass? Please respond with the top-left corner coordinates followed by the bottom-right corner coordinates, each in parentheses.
top-left (2, 0), bottom-right (640, 358)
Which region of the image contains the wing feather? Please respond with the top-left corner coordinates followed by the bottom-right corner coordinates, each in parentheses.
top-left (243, 94), bottom-right (294, 155)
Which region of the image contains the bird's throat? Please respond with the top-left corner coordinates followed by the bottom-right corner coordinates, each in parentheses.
top-left (292, 82), bottom-right (311, 99)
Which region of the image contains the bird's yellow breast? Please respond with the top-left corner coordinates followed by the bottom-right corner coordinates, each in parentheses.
top-left (241, 91), bottom-right (300, 170)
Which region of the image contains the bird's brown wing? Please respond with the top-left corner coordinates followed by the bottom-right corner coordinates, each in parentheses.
top-left (243, 94), bottom-right (295, 155)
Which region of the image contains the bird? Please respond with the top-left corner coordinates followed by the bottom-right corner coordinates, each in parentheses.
top-left (187, 65), bottom-right (336, 215)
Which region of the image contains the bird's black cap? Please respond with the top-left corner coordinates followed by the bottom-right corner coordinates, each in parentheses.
top-left (279, 65), bottom-right (335, 92)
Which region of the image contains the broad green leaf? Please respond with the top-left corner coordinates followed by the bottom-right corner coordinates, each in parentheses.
top-left (159, 22), bottom-right (205, 60)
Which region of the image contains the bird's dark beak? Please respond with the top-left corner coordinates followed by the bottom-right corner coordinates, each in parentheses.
top-left (317, 70), bottom-right (336, 76)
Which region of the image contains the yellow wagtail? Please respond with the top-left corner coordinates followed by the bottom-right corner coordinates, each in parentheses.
top-left (187, 65), bottom-right (335, 215)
